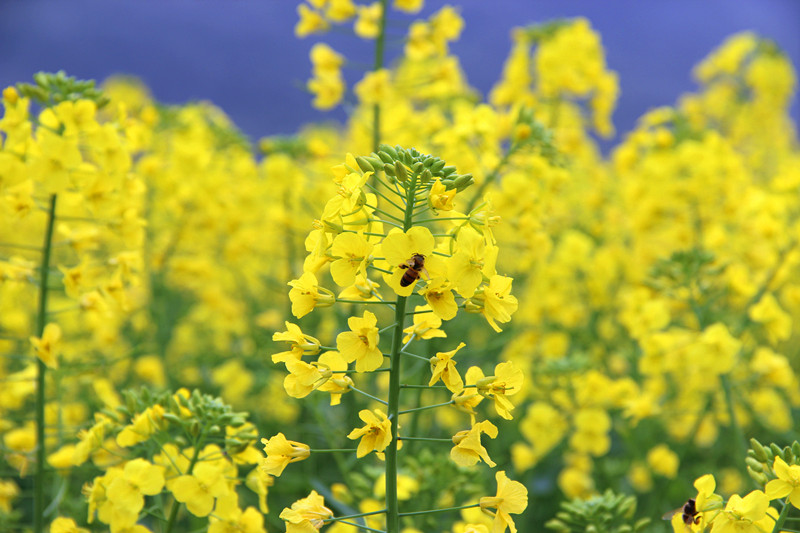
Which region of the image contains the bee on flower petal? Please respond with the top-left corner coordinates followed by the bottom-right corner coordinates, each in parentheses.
top-left (399, 253), bottom-right (428, 287)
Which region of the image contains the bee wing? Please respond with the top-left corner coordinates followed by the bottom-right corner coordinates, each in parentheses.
top-left (661, 508), bottom-right (681, 521)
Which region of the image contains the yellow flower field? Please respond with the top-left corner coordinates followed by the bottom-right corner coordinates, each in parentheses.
top-left (1, 2), bottom-right (799, 532)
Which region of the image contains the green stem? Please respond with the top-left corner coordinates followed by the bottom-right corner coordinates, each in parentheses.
top-left (772, 500), bottom-right (792, 533)
top-left (721, 373), bottom-right (747, 477)
top-left (311, 448), bottom-right (359, 453)
top-left (326, 509), bottom-right (388, 522)
top-left (349, 385), bottom-right (389, 405)
top-left (371, 0), bottom-right (389, 151)
top-left (399, 400), bottom-right (453, 415)
top-left (384, 161), bottom-right (418, 533)
top-left (33, 194), bottom-right (57, 533)
top-left (398, 503), bottom-right (481, 517)
top-left (398, 437), bottom-right (452, 442)
top-left (335, 299), bottom-right (395, 305)
top-left (337, 520), bottom-right (386, 533)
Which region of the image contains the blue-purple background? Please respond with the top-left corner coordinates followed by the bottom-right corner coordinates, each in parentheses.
top-left (1, 0), bottom-right (798, 145)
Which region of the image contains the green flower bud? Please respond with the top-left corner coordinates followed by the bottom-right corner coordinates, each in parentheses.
top-left (377, 151), bottom-right (394, 164)
top-left (770, 443), bottom-right (784, 460)
top-left (379, 144), bottom-right (398, 159)
top-left (430, 159), bottom-right (446, 173)
top-left (356, 155), bottom-right (379, 173)
top-left (394, 160), bottom-right (408, 182)
top-left (383, 163), bottom-right (396, 176)
top-left (747, 466), bottom-right (769, 486)
top-left (441, 165), bottom-right (458, 177)
top-left (792, 441), bottom-right (800, 460)
top-left (454, 173), bottom-right (474, 191)
top-left (750, 438), bottom-right (770, 462)
top-left (784, 447), bottom-right (795, 464)
top-left (745, 456), bottom-right (764, 472)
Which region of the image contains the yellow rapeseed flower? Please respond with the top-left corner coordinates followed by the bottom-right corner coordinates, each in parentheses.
top-left (479, 471), bottom-right (528, 533)
top-left (347, 409), bottom-right (392, 458)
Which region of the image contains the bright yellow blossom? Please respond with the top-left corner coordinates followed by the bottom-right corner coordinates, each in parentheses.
top-left (30, 322), bottom-right (62, 369)
top-left (347, 409), bottom-right (392, 458)
top-left (466, 275), bottom-right (518, 332)
top-left (337, 310), bottom-right (383, 372)
top-left (272, 322), bottom-right (322, 363)
top-left (288, 272), bottom-right (335, 318)
top-left (451, 420), bottom-right (498, 467)
top-left (354, 2), bottom-right (382, 39)
top-left (403, 305), bottom-right (447, 343)
top-left (765, 457), bottom-right (800, 508)
top-left (470, 361), bottom-right (523, 420)
top-left (479, 471), bottom-right (528, 533)
top-left (170, 461), bottom-right (231, 517)
top-left (260, 433), bottom-right (311, 477)
top-left (280, 490), bottom-right (333, 533)
top-left (429, 342), bottom-right (465, 393)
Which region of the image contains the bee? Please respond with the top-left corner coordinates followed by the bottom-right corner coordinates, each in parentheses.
top-left (662, 498), bottom-right (699, 526)
top-left (399, 253), bottom-right (427, 287)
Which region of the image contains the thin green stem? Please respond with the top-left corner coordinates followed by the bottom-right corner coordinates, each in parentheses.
top-left (399, 400), bottom-right (453, 415)
top-left (369, 217), bottom-right (403, 229)
top-left (414, 217), bottom-right (469, 224)
top-left (398, 436), bottom-right (452, 442)
top-left (365, 182), bottom-right (406, 212)
top-left (337, 520), bottom-right (386, 533)
top-left (311, 448), bottom-right (359, 453)
top-left (336, 299), bottom-right (395, 305)
top-left (721, 373), bottom-right (747, 478)
top-left (400, 351), bottom-right (429, 362)
top-left (33, 194), bottom-right (57, 533)
top-left (326, 509), bottom-right (388, 522)
top-left (367, 205), bottom-right (405, 223)
top-left (398, 503), bottom-right (481, 517)
top-left (349, 385), bottom-right (389, 406)
top-left (0, 242), bottom-right (42, 251)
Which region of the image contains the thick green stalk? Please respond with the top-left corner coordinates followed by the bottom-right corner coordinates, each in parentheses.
top-left (371, 0), bottom-right (389, 151)
top-left (34, 194), bottom-right (57, 533)
top-left (772, 500), bottom-right (791, 533)
top-left (385, 172), bottom-right (417, 533)
top-left (385, 294), bottom-right (407, 533)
